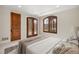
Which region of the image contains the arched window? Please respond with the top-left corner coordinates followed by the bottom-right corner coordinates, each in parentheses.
top-left (27, 17), bottom-right (38, 38)
top-left (43, 16), bottom-right (57, 33)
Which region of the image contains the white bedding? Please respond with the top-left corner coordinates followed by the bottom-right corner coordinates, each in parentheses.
top-left (48, 39), bottom-right (79, 54)
top-left (26, 37), bottom-right (62, 54)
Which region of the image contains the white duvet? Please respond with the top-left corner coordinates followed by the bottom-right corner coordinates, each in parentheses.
top-left (26, 37), bottom-right (62, 54)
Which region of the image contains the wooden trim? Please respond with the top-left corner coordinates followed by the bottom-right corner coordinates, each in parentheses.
top-left (27, 17), bottom-right (29, 38)
top-left (32, 19), bottom-right (34, 35)
top-left (43, 16), bottom-right (57, 34)
top-left (27, 34), bottom-right (38, 38)
top-left (27, 17), bottom-right (38, 38)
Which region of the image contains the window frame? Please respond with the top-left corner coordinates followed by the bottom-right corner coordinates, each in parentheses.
top-left (43, 16), bottom-right (57, 33)
top-left (27, 17), bottom-right (38, 38)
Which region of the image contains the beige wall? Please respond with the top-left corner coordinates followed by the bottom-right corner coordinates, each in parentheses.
top-left (0, 6), bottom-right (39, 42)
top-left (39, 7), bottom-right (79, 39)
top-left (0, 8), bottom-right (2, 39)
top-left (0, 6), bottom-right (10, 42)
top-left (0, 6), bottom-right (79, 43)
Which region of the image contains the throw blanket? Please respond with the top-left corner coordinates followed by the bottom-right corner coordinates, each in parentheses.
top-left (18, 38), bottom-right (46, 54)
top-left (18, 37), bottom-right (62, 54)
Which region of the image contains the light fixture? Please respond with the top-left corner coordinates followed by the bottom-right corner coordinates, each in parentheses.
top-left (18, 5), bottom-right (22, 8)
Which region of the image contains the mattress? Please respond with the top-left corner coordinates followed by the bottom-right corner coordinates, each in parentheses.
top-left (25, 37), bottom-right (62, 54)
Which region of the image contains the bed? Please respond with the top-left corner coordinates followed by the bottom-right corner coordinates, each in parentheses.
top-left (19, 37), bottom-right (79, 54)
top-left (18, 37), bottom-right (62, 54)
top-left (18, 27), bottom-right (79, 54)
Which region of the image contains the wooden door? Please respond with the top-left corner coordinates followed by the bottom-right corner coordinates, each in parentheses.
top-left (11, 12), bottom-right (21, 41)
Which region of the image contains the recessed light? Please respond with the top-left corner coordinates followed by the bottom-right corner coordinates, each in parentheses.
top-left (56, 5), bottom-right (60, 8)
top-left (18, 5), bottom-right (22, 8)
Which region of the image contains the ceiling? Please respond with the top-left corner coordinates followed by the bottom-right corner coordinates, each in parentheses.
top-left (2, 5), bottom-right (79, 16)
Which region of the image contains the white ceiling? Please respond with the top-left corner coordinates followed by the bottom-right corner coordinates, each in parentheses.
top-left (2, 5), bottom-right (79, 16)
